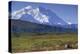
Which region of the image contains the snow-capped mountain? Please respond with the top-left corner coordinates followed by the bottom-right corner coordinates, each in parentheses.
top-left (10, 5), bottom-right (77, 33)
top-left (12, 5), bottom-right (49, 24)
top-left (11, 5), bottom-right (68, 26)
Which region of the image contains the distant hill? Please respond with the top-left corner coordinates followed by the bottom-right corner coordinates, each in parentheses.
top-left (10, 19), bottom-right (77, 33)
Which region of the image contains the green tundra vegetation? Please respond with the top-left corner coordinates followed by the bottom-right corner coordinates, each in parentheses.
top-left (11, 32), bottom-right (78, 53)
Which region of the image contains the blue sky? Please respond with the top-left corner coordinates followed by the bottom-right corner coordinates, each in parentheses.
top-left (10, 1), bottom-right (78, 24)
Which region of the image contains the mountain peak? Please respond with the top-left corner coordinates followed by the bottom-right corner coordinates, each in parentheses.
top-left (11, 6), bottom-right (49, 24)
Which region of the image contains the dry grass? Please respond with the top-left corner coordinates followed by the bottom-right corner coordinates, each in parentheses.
top-left (11, 32), bottom-right (78, 53)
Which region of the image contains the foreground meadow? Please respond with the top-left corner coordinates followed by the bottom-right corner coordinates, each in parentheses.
top-left (11, 32), bottom-right (78, 52)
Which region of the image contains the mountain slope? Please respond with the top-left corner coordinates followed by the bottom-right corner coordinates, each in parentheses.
top-left (39, 6), bottom-right (67, 25)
